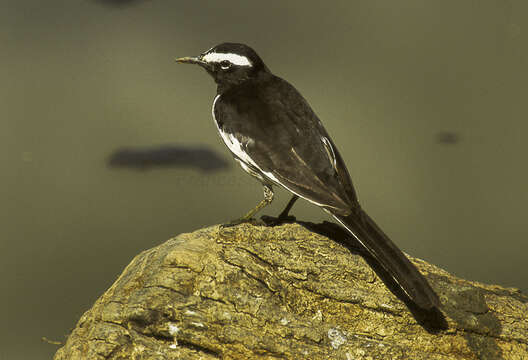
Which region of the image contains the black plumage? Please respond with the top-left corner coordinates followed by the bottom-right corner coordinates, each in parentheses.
top-left (176, 43), bottom-right (439, 309)
top-left (215, 75), bottom-right (356, 214)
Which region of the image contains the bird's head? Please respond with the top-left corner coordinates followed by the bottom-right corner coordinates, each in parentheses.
top-left (176, 43), bottom-right (268, 89)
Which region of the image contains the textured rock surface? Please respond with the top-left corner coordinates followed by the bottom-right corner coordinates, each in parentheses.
top-left (54, 222), bottom-right (528, 359)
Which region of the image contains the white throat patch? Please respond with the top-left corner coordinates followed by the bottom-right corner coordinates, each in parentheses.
top-left (202, 52), bottom-right (252, 67)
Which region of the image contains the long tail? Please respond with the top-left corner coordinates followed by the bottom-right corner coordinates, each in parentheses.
top-left (333, 210), bottom-right (440, 309)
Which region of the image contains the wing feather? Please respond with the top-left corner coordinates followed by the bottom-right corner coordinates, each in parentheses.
top-left (215, 74), bottom-right (358, 215)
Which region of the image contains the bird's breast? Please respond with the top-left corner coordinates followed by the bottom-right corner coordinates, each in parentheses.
top-left (212, 94), bottom-right (259, 169)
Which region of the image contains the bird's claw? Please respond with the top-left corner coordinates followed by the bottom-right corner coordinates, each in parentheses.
top-left (260, 214), bottom-right (297, 227)
top-left (220, 217), bottom-right (265, 228)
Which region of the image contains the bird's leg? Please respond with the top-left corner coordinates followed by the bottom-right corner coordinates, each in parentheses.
top-left (242, 185), bottom-right (274, 219)
top-left (223, 185), bottom-right (274, 227)
top-left (261, 195), bottom-right (299, 226)
top-left (277, 195), bottom-right (298, 219)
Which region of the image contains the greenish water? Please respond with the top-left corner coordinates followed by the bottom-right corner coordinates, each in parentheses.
top-left (2, 1), bottom-right (527, 358)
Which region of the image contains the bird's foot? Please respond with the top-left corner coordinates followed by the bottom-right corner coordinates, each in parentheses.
top-left (221, 217), bottom-right (265, 228)
top-left (261, 214), bottom-right (297, 227)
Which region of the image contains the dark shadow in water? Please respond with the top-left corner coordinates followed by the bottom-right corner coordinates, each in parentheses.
top-left (261, 215), bottom-right (448, 333)
top-left (435, 131), bottom-right (460, 145)
top-left (107, 145), bottom-right (229, 172)
top-left (94, 0), bottom-right (148, 8)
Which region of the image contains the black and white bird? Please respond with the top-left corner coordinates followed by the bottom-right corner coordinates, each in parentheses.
top-left (176, 43), bottom-right (439, 309)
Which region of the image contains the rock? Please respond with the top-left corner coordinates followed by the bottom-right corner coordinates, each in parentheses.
top-left (54, 222), bottom-right (528, 359)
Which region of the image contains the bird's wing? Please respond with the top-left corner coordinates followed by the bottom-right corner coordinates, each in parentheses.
top-left (215, 75), bottom-right (358, 215)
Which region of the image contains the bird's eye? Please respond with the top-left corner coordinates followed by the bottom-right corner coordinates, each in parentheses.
top-left (220, 60), bottom-right (232, 70)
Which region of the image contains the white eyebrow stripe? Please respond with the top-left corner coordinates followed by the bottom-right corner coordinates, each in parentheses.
top-left (202, 52), bottom-right (252, 67)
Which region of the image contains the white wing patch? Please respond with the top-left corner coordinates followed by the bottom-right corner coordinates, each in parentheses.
top-left (212, 95), bottom-right (261, 175)
top-left (321, 136), bottom-right (337, 170)
top-left (203, 52), bottom-right (252, 67)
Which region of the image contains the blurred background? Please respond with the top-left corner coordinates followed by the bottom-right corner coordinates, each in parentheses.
top-left (2, 0), bottom-right (527, 358)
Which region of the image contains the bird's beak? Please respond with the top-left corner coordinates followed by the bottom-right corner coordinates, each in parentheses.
top-left (175, 56), bottom-right (205, 66)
